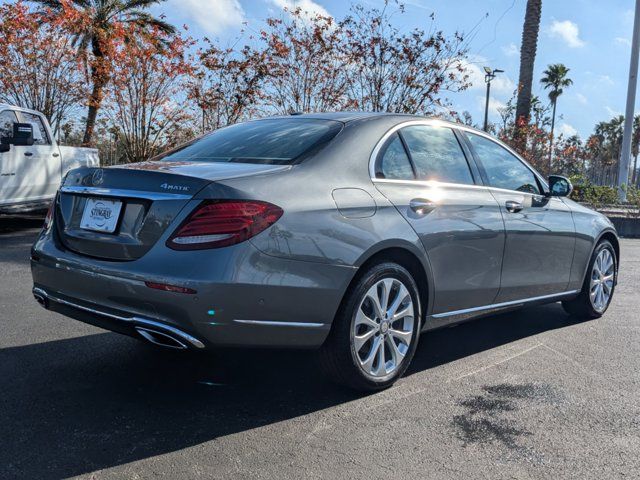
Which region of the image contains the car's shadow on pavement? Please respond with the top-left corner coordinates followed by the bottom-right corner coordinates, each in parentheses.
top-left (0, 215), bottom-right (45, 234)
top-left (1, 302), bottom-right (582, 479)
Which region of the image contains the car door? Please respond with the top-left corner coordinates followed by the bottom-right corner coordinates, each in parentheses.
top-left (372, 122), bottom-right (505, 317)
top-left (0, 109), bottom-right (21, 204)
top-left (17, 111), bottom-right (61, 202)
top-left (463, 131), bottom-right (576, 303)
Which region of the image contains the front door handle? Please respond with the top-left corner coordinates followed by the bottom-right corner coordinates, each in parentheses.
top-left (24, 152), bottom-right (33, 157)
top-left (505, 200), bottom-right (523, 213)
top-left (410, 198), bottom-right (436, 215)
top-left (52, 152), bottom-right (60, 158)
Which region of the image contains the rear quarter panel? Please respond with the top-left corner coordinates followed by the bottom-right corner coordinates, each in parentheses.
top-left (204, 116), bottom-right (427, 269)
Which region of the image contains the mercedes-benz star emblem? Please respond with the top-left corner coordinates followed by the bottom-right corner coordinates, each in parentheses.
top-left (91, 169), bottom-right (104, 186)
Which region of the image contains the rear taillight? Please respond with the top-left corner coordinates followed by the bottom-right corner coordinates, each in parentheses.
top-left (43, 200), bottom-right (54, 229)
top-left (166, 200), bottom-right (283, 250)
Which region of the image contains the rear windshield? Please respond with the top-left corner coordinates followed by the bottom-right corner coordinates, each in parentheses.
top-left (157, 118), bottom-right (343, 165)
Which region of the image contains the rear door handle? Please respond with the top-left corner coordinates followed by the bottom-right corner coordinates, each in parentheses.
top-left (410, 198), bottom-right (436, 215)
top-left (24, 152), bottom-right (33, 157)
top-left (505, 200), bottom-right (523, 213)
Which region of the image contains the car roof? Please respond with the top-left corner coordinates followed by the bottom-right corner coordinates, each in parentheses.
top-left (264, 111), bottom-right (482, 133)
top-left (0, 103), bottom-right (45, 117)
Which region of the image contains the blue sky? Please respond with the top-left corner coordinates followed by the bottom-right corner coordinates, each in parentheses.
top-left (153, 0), bottom-right (638, 139)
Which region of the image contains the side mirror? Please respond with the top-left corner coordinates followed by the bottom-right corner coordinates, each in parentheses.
top-left (0, 142), bottom-right (10, 153)
top-left (548, 175), bottom-right (573, 197)
top-left (10, 123), bottom-right (35, 146)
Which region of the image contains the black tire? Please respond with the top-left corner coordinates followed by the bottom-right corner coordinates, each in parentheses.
top-left (562, 240), bottom-right (617, 319)
top-left (318, 262), bottom-right (422, 391)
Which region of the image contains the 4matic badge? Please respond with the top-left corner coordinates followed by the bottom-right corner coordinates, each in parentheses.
top-left (160, 183), bottom-right (190, 191)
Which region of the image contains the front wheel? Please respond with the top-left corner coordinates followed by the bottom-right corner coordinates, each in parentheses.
top-left (562, 240), bottom-right (617, 319)
top-left (318, 262), bottom-right (421, 391)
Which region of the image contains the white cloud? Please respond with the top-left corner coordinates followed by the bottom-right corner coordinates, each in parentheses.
top-left (269, 0), bottom-right (330, 18)
top-left (605, 106), bottom-right (622, 117)
top-left (547, 20), bottom-right (585, 48)
top-left (557, 123), bottom-right (577, 137)
top-left (575, 93), bottom-right (588, 105)
top-left (615, 37), bottom-right (632, 47)
top-left (598, 75), bottom-right (615, 86)
top-left (501, 43), bottom-right (519, 57)
top-left (168, 0), bottom-right (244, 34)
top-left (464, 57), bottom-right (515, 94)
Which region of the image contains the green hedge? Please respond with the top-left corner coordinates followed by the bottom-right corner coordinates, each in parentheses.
top-left (569, 176), bottom-right (640, 209)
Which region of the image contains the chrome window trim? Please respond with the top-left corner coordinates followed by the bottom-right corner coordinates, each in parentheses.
top-left (431, 290), bottom-right (580, 319)
top-left (369, 119), bottom-right (469, 180)
top-left (458, 127), bottom-right (549, 192)
top-left (368, 118), bottom-right (549, 194)
top-left (60, 185), bottom-right (192, 200)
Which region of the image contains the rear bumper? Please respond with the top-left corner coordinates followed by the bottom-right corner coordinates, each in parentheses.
top-left (30, 237), bottom-right (355, 349)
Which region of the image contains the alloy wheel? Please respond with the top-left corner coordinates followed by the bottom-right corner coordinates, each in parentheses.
top-left (352, 277), bottom-right (415, 378)
top-left (590, 248), bottom-right (615, 312)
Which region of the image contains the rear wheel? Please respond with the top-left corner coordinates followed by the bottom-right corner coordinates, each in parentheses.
top-left (319, 262), bottom-right (421, 391)
top-left (562, 240), bottom-right (616, 319)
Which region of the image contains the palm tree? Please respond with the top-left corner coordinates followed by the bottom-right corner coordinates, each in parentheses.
top-left (30, 0), bottom-right (175, 146)
top-left (541, 63), bottom-right (573, 170)
top-left (514, 0), bottom-right (543, 130)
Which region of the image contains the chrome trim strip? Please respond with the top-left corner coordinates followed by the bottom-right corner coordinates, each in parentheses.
top-left (431, 290), bottom-right (580, 319)
top-left (33, 287), bottom-right (205, 348)
top-left (372, 178), bottom-right (490, 192)
top-left (234, 319), bottom-right (325, 328)
top-left (60, 185), bottom-right (192, 200)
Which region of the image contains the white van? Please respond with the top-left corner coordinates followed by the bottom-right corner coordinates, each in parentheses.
top-left (0, 104), bottom-right (99, 213)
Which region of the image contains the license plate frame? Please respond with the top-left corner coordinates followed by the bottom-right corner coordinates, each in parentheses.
top-left (80, 197), bottom-right (123, 233)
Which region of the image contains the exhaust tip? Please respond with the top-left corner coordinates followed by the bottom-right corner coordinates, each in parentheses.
top-left (33, 288), bottom-right (49, 309)
top-left (135, 326), bottom-right (189, 350)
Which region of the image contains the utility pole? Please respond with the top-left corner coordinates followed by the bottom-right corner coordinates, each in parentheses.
top-left (618, 0), bottom-right (640, 202)
top-left (483, 67), bottom-right (504, 132)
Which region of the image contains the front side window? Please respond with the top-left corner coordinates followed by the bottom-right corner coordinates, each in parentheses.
top-left (466, 133), bottom-right (541, 194)
top-left (400, 125), bottom-right (474, 185)
top-left (157, 118), bottom-right (342, 165)
top-left (375, 133), bottom-right (414, 180)
top-left (20, 112), bottom-right (50, 145)
top-left (0, 110), bottom-right (18, 140)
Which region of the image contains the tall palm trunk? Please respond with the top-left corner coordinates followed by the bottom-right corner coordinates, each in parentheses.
top-left (548, 98), bottom-right (557, 175)
top-left (82, 79), bottom-right (106, 146)
top-left (82, 39), bottom-right (108, 146)
top-left (514, 0), bottom-right (542, 130)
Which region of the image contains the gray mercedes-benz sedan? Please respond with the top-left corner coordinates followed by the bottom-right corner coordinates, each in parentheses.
top-left (31, 112), bottom-right (619, 390)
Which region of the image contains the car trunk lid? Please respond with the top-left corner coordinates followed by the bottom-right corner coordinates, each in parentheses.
top-left (55, 162), bottom-right (289, 260)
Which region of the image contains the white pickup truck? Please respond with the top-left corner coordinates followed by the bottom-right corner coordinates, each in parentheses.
top-left (0, 104), bottom-right (99, 213)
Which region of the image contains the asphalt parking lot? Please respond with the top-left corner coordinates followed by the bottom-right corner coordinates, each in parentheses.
top-left (1, 216), bottom-right (639, 479)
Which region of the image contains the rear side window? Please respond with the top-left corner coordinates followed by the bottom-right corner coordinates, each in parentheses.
top-left (466, 133), bottom-right (541, 194)
top-left (157, 118), bottom-right (342, 165)
top-left (0, 110), bottom-right (18, 140)
top-left (400, 125), bottom-right (474, 185)
top-left (20, 112), bottom-right (50, 145)
top-left (376, 133), bottom-right (414, 180)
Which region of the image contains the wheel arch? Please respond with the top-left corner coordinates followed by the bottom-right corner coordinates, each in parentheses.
top-left (346, 243), bottom-right (434, 326)
top-left (598, 230), bottom-right (620, 266)
top-left (580, 229), bottom-right (620, 287)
